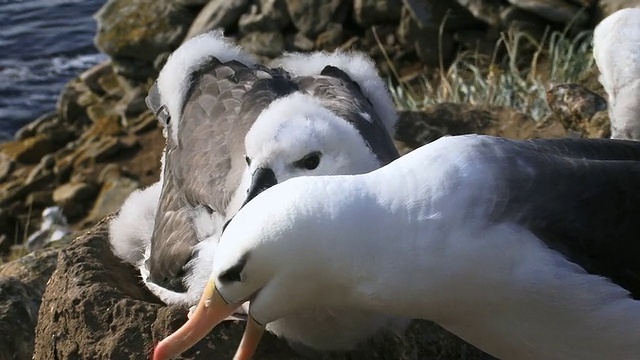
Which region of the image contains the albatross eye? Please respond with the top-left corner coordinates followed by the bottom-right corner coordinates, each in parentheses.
top-left (294, 152), bottom-right (321, 170)
top-left (245, 155), bottom-right (251, 166)
top-left (218, 253), bottom-right (249, 284)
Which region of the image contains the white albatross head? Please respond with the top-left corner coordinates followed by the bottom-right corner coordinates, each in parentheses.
top-left (237, 92), bottom-right (380, 208)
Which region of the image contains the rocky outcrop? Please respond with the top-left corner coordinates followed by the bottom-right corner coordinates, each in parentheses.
top-left (0, 61), bottom-right (164, 256)
top-left (84, 0), bottom-right (640, 80)
top-left (0, 246), bottom-right (63, 360)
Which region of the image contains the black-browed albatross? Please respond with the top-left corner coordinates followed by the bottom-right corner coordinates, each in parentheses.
top-left (109, 30), bottom-right (408, 351)
top-left (153, 134), bottom-right (640, 360)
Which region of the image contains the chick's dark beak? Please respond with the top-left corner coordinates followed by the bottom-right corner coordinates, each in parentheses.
top-left (222, 167), bottom-right (278, 234)
top-left (242, 167), bottom-right (277, 208)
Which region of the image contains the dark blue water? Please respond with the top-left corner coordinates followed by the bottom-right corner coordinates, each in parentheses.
top-left (0, 0), bottom-right (107, 141)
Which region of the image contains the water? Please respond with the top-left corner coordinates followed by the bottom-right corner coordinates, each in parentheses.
top-left (0, 0), bottom-right (108, 141)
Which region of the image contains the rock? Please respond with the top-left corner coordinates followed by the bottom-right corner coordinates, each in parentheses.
top-left (14, 112), bottom-right (58, 140)
top-left (285, 0), bottom-right (350, 37)
top-left (53, 182), bottom-right (98, 220)
top-left (96, 64), bottom-right (125, 97)
top-left (286, 32), bottom-right (315, 51)
top-left (394, 104), bottom-right (566, 153)
top-left (506, 0), bottom-right (589, 24)
top-left (454, 0), bottom-right (505, 26)
top-left (110, 57), bottom-right (159, 82)
top-left (80, 61), bottom-right (113, 96)
top-left (94, 0), bottom-right (196, 77)
top-left (239, 32), bottom-right (285, 58)
top-left (85, 171), bottom-right (140, 224)
top-left (0, 210), bottom-right (19, 255)
top-left (0, 135), bottom-right (59, 164)
top-left (122, 86), bottom-right (149, 120)
top-left (131, 112), bottom-right (160, 135)
top-left (545, 83), bottom-right (610, 137)
top-left (500, 6), bottom-right (550, 41)
top-left (175, 0), bottom-right (210, 5)
top-left (596, 0), bottom-right (640, 21)
top-left (0, 247), bottom-right (60, 293)
top-left (185, 0), bottom-right (251, 40)
top-left (33, 217), bottom-right (494, 359)
top-left (353, 0), bottom-right (402, 27)
top-left (315, 23), bottom-right (344, 50)
top-left (396, 5), bottom-right (457, 66)
top-left (25, 191), bottom-right (54, 209)
top-left (402, 0), bottom-right (480, 31)
top-left (413, 25), bottom-right (456, 66)
top-left (238, 0), bottom-right (290, 34)
top-left (0, 277), bottom-right (40, 360)
top-left (25, 155), bottom-right (56, 185)
top-left (56, 78), bottom-right (91, 125)
top-left (0, 180), bottom-right (30, 207)
top-left (0, 153), bottom-right (15, 182)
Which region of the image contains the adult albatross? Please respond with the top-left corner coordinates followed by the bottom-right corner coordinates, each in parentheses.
top-left (109, 30), bottom-right (406, 351)
top-left (153, 134), bottom-right (640, 360)
top-left (593, 7), bottom-right (640, 140)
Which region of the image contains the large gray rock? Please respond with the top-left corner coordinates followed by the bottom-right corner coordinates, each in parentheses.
top-left (238, 0), bottom-right (291, 34)
top-left (285, 0), bottom-right (350, 37)
top-left (596, 0), bottom-right (640, 20)
top-left (507, 0), bottom-right (589, 24)
top-left (94, 0), bottom-right (196, 79)
top-left (53, 182), bottom-right (98, 220)
top-left (0, 277), bottom-right (40, 360)
top-left (402, 0), bottom-right (480, 31)
top-left (0, 248), bottom-right (60, 360)
top-left (185, 0), bottom-right (252, 40)
top-left (454, 0), bottom-right (505, 25)
top-left (353, 0), bottom-right (403, 27)
top-left (240, 31), bottom-right (286, 57)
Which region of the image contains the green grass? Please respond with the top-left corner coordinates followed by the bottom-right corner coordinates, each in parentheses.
top-left (389, 28), bottom-right (597, 120)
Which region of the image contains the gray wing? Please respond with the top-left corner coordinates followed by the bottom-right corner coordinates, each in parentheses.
top-left (148, 59), bottom-right (297, 288)
top-left (294, 65), bottom-right (399, 165)
top-left (480, 136), bottom-right (640, 298)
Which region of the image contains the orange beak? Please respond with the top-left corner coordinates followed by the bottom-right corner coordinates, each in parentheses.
top-left (152, 280), bottom-right (265, 360)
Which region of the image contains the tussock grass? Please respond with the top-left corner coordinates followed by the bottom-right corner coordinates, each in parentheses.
top-left (388, 28), bottom-right (596, 120)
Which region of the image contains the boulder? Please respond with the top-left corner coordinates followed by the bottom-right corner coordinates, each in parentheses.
top-left (0, 153), bottom-right (15, 182)
top-left (353, 0), bottom-right (403, 27)
top-left (33, 216), bottom-right (494, 359)
top-left (596, 0), bottom-right (640, 21)
top-left (240, 32), bottom-right (286, 58)
top-left (0, 247), bottom-right (60, 360)
top-left (85, 167), bottom-right (140, 224)
top-left (506, 0), bottom-right (589, 24)
top-left (0, 277), bottom-right (40, 360)
top-left (94, 0), bottom-right (196, 78)
top-left (0, 135), bottom-right (60, 165)
top-left (185, 0), bottom-right (252, 40)
top-left (238, 0), bottom-right (291, 34)
top-left (284, 0), bottom-right (350, 37)
top-left (53, 182), bottom-right (99, 220)
top-left (393, 104), bottom-right (566, 154)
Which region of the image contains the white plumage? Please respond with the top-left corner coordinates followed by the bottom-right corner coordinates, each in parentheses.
top-left (593, 7), bottom-right (640, 140)
top-left (154, 134), bottom-right (640, 360)
top-left (110, 31), bottom-right (406, 352)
